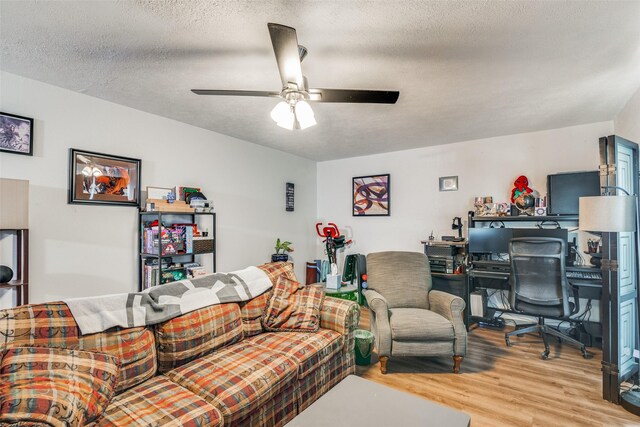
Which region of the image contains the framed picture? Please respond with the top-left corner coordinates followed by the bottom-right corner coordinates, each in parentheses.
top-left (353, 174), bottom-right (390, 216)
top-left (0, 112), bottom-right (33, 156)
top-left (439, 176), bottom-right (458, 192)
top-left (286, 182), bottom-right (295, 212)
top-left (146, 186), bottom-right (172, 200)
top-left (68, 149), bottom-right (141, 206)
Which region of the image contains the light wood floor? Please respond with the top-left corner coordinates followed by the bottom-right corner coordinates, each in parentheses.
top-left (355, 309), bottom-right (640, 427)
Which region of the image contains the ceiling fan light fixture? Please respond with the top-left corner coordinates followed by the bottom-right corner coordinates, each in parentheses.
top-left (270, 101), bottom-right (290, 122)
top-left (271, 101), bottom-right (295, 129)
top-left (294, 100), bottom-right (316, 130)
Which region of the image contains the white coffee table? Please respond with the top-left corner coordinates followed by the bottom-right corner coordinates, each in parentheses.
top-left (286, 375), bottom-right (471, 426)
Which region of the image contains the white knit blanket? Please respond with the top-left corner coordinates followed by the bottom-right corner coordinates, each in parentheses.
top-left (64, 266), bottom-right (272, 334)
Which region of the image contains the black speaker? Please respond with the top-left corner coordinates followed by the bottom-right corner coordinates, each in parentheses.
top-left (0, 265), bottom-right (13, 283)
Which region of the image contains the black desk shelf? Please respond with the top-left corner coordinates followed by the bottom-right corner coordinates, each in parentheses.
top-left (469, 214), bottom-right (579, 226)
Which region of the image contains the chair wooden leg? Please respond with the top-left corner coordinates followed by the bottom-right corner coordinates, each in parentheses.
top-left (453, 355), bottom-right (463, 374)
top-left (379, 356), bottom-right (388, 374)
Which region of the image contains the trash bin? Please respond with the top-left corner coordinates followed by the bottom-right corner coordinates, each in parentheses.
top-left (354, 329), bottom-right (374, 366)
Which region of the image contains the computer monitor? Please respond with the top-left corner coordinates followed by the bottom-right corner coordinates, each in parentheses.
top-left (547, 171), bottom-right (600, 215)
top-left (468, 228), bottom-right (513, 254)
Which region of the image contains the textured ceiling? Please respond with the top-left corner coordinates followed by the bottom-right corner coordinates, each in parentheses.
top-left (1, 1), bottom-right (640, 161)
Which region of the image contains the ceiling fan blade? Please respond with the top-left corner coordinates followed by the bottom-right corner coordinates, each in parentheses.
top-left (191, 89), bottom-right (281, 98)
top-left (268, 23), bottom-right (305, 90)
top-left (307, 88), bottom-right (399, 104)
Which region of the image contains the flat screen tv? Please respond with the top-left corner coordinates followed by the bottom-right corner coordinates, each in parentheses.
top-left (547, 171), bottom-right (600, 215)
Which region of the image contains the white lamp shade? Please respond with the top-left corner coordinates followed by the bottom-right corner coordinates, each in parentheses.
top-left (0, 178), bottom-right (29, 229)
top-left (294, 100), bottom-right (316, 130)
top-left (271, 102), bottom-right (294, 130)
top-left (579, 195), bottom-right (637, 232)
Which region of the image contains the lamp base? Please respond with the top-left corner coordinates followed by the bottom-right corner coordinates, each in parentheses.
top-left (621, 390), bottom-right (640, 416)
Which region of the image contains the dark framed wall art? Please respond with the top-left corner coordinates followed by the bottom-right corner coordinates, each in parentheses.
top-left (68, 149), bottom-right (141, 206)
top-left (0, 112), bottom-right (34, 156)
top-left (352, 173), bottom-right (390, 216)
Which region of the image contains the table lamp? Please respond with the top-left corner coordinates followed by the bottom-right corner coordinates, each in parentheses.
top-left (0, 178), bottom-right (29, 229)
top-left (580, 191), bottom-right (639, 415)
top-left (579, 195), bottom-right (636, 233)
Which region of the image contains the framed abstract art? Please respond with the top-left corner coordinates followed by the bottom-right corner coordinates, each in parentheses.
top-left (352, 174), bottom-right (390, 216)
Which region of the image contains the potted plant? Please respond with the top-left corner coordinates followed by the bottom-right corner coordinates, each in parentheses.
top-left (272, 238), bottom-right (293, 262)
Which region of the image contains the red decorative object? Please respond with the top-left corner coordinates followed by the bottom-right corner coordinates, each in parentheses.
top-left (510, 175), bottom-right (533, 203)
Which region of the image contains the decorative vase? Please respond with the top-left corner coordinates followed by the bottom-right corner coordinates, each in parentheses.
top-left (0, 265), bottom-right (14, 283)
top-left (271, 254), bottom-right (289, 263)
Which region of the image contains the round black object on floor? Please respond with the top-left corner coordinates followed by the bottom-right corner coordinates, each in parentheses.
top-left (0, 265), bottom-right (13, 283)
top-left (621, 390), bottom-right (640, 416)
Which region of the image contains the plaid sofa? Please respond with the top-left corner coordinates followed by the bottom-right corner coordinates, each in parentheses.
top-left (0, 262), bottom-right (360, 426)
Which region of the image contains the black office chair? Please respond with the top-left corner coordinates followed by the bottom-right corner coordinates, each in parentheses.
top-left (505, 237), bottom-right (588, 359)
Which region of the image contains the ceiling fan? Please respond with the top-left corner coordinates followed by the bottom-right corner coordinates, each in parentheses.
top-left (191, 23), bottom-right (400, 130)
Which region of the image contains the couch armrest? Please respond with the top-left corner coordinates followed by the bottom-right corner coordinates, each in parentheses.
top-left (428, 290), bottom-right (467, 356)
top-left (363, 290), bottom-right (392, 358)
top-left (320, 297), bottom-right (360, 355)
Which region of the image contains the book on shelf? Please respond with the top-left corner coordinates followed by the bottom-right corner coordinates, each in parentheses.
top-left (174, 186), bottom-right (201, 202)
top-left (142, 262), bottom-right (188, 289)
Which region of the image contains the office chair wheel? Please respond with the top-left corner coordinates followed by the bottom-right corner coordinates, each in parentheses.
top-left (581, 348), bottom-right (588, 359)
top-left (505, 337), bottom-right (511, 347)
top-left (540, 350), bottom-right (549, 360)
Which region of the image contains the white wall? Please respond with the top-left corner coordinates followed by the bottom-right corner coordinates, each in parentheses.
top-left (317, 121), bottom-right (613, 256)
top-left (615, 85), bottom-right (640, 143)
top-left (0, 72), bottom-right (317, 305)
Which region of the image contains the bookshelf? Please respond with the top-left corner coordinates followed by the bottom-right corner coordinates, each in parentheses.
top-left (138, 211), bottom-right (216, 290)
top-left (0, 178), bottom-right (29, 307)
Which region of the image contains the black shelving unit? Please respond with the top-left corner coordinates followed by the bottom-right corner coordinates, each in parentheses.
top-left (138, 211), bottom-right (216, 291)
top-left (468, 213), bottom-right (579, 227)
top-left (0, 228), bottom-right (29, 306)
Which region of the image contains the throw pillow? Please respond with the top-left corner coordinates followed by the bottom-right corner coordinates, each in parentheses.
top-left (0, 346), bottom-right (120, 427)
top-left (262, 276), bottom-right (324, 332)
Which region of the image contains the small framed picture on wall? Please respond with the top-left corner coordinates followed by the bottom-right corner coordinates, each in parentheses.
top-left (0, 112), bottom-right (34, 156)
top-left (439, 176), bottom-right (459, 192)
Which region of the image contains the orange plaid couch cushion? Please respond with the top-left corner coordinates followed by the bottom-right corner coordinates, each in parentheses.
top-left (90, 375), bottom-right (223, 427)
top-left (165, 341), bottom-right (298, 425)
top-left (238, 290), bottom-right (271, 337)
top-left (79, 327), bottom-right (157, 393)
top-left (0, 346), bottom-right (119, 426)
top-left (0, 302), bottom-right (80, 350)
top-left (244, 328), bottom-right (343, 378)
top-left (0, 303), bottom-right (158, 394)
top-left (236, 262), bottom-right (298, 337)
top-left (154, 302), bottom-right (243, 373)
top-left (262, 277), bottom-right (324, 332)
top-left (257, 261), bottom-right (298, 284)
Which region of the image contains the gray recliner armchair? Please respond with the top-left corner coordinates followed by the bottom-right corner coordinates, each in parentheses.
top-left (363, 251), bottom-right (467, 374)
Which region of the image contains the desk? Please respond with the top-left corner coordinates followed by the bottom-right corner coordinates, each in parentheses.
top-left (469, 263), bottom-right (603, 297)
top-left (469, 263), bottom-right (603, 345)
